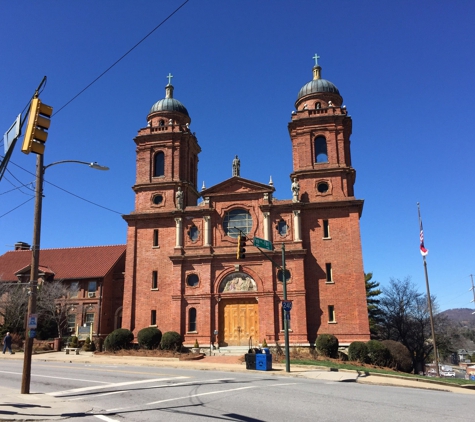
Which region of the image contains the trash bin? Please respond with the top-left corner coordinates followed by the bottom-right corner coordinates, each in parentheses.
top-left (53, 338), bottom-right (61, 352)
top-left (245, 353), bottom-right (256, 370)
top-left (256, 353), bottom-right (272, 371)
top-left (470, 374), bottom-right (475, 381)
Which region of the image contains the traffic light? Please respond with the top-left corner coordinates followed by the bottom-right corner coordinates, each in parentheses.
top-left (21, 97), bottom-right (53, 155)
top-left (237, 234), bottom-right (246, 259)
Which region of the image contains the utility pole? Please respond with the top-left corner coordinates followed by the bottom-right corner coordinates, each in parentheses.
top-left (21, 153), bottom-right (43, 394)
top-left (281, 243), bottom-right (290, 373)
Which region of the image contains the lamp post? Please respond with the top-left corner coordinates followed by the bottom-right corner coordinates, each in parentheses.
top-left (21, 155), bottom-right (108, 394)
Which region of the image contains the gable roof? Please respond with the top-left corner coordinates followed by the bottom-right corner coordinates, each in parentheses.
top-left (0, 245), bottom-right (126, 282)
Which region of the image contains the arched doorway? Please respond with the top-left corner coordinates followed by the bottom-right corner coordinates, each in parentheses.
top-left (217, 272), bottom-right (259, 347)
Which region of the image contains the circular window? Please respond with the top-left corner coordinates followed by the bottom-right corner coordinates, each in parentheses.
top-left (152, 194), bottom-right (163, 205)
top-left (223, 209), bottom-right (252, 238)
top-left (317, 182), bottom-right (329, 193)
top-left (277, 269), bottom-right (291, 282)
top-left (187, 274), bottom-right (199, 287)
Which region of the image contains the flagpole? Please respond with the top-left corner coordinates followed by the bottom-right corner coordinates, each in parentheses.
top-left (417, 202), bottom-right (440, 377)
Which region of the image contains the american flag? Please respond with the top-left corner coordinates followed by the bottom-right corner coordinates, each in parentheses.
top-left (419, 220), bottom-right (428, 256)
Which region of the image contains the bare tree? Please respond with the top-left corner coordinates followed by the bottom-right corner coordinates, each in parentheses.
top-left (378, 277), bottom-right (450, 373)
top-left (0, 282), bottom-right (29, 334)
top-left (36, 280), bottom-right (77, 338)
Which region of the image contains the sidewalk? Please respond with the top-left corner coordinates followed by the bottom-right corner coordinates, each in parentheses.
top-left (1, 351), bottom-right (474, 421)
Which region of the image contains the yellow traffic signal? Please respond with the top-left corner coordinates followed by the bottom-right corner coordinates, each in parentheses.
top-left (21, 98), bottom-right (53, 155)
top-left (237, 235), bottom-right (246, 259)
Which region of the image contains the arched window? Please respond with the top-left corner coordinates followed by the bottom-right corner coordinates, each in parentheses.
top-left (153, 151), bottom-right (165, 177)
top-left (188, 308), bottom-right (197, 331)
top-left (314, 136), bottom-right (328, 163)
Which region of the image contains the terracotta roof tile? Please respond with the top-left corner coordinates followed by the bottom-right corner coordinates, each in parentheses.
top-left (0, 245), bottom-right (126, 282)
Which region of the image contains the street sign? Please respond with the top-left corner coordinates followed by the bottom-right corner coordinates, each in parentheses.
top-left (27, 314), bottom-right (38, 329)
top-left (3, 114), bottom-right (21, 154)
top-left (282, 300), bottom-right (292, 311)
top-left (253, 237), bottom-right (273, 251)
top-left (29, 329), bottom-right (36, 338)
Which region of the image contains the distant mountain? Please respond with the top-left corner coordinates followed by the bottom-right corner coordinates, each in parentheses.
top-left (441, 308), bottom-right (475, 328)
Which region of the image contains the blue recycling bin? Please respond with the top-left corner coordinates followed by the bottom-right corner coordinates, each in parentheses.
top-left (470, 374), bottom-right (475, 381)
top-left (255, 353), bottom-right (272, 371)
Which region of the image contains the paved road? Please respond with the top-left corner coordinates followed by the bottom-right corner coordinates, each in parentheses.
top-left (1, 358), bottom-right (474, 422)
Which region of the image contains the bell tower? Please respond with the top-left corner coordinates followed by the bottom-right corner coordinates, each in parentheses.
top-left (288, 56), bottom-right (355, 201)
top-left (132, 74), bottom-right (200, 212)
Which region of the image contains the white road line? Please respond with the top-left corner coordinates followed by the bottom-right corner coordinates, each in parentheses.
top-left (147, 386), bottom-right (256, 405)
top-left (68, 378), bottom-right (236, 400)
top-left (270, 383), bottom-right (298, 386)
top-left (94, 415), bottom-right (120, 422)
top-left (0, 370), bottom-right (108, 384)
top-left (107, 385), bottom-right (256, 412)
top-left (48, 376), bottom-right (189, 396)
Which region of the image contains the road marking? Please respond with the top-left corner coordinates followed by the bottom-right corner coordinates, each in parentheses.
top-left (107, 385), bottom-right (256, 412)
top-left (269, 383), bottom-right (298, 386)
top-left (94, 415), bottom-right (120, 422)
top-left (48, 376), bottom-right (189, 396)
top-left (0, 370), bottom-right (108, 384)
top-left (67, 378), bottom-right (236, 400)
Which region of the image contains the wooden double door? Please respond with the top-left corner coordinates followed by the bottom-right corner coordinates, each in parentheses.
top-left (218, 299), bottom-right (259, 347)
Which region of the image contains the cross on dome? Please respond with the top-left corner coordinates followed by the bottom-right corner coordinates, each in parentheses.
top-left (312, 53), bottom-right (320, 66)
top-left (166, 73), bottom-right (173, 85)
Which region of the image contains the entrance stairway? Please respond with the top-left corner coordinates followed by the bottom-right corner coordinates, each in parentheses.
top-left (213, 346), bottom-right (250, 356)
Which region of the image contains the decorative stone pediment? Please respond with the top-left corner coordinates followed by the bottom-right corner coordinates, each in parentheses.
top-left (201, 176), bottom-right (274, 198)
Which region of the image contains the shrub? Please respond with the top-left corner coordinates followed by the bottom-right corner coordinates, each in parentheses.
top-left (262, 338), bottom-right (268, 348)
top-left (315, 334), bottom-right (339, 358)
top-left (137, 327), bottom-right (162, 350)
top-left (366, 340), bottom-right (391, 367)
top-left (69, 336), bottom-right (78, 348)
top-left (82, 337), bottom-right (96, 352)
top-left (193, 339), bottom-right (199, 348)
top-left (160, 331), bottom-right (182, 351)
top-left (348, 341), bottom-right (368, 363)
top-left (104, 328), bottom-right (134, 351)
top-left (381, 340), bottom-right (413, 373)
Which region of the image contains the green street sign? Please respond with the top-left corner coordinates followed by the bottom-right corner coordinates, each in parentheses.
top-left (253, 237), bottom-right (273, 251)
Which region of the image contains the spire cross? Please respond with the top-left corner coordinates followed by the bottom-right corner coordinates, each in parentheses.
top-left (312, 53), bottom-right (320, 66)
top-left (166, 73), bottom-right (173, 85)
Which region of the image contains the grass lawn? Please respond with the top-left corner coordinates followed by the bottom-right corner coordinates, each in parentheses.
top-left (289, 358), bottom-right (475, 386)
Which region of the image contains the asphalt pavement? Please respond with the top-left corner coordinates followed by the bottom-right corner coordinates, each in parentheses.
top-left (0, 351), bottom-right (474, 421)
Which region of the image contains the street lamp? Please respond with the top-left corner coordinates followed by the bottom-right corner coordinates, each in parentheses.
top-left (21, 154), bottom-right (109, 394)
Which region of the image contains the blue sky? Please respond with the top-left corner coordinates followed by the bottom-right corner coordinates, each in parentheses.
top-left (1, 1), bottom-right (474, 311)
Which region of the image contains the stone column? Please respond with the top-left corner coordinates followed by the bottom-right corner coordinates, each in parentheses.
top-left (175, 218), bottom-right (183, 247)
top-left (203, 215), bottom-right (211, 246)
top-left (263, 212), bottom-right (271, 241)
top-left (293, 210), bottom-right (301, 241)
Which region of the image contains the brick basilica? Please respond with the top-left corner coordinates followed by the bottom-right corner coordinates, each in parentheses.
top-left (122, 59), bottom-right (370, 347)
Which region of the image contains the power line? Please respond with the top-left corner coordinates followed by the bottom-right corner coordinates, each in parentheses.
top-left (5, 160), bottom-right (124, 216)
top-left (53, 0), bottom-right (190, 116)
top-left (0, 197), bottom-right (34, 219)
top-left (0, 180), bottom-right (35, 196)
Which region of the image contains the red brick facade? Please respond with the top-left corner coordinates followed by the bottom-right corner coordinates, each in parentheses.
top-left (123, 63), bottom-right (370, 347)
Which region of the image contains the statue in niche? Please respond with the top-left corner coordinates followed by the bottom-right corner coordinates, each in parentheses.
top-left (175, 187), bottom-right (183, 210)
top-left (291, 178), bottom-right (300, 203)
top-left (220, 272), bottom-right (257, 292)
top-left (232, 155), bottom-right (240, 177)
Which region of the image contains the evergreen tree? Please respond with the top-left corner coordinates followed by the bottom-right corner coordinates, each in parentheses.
top-left (365, 272), bottom-right (382, 338)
